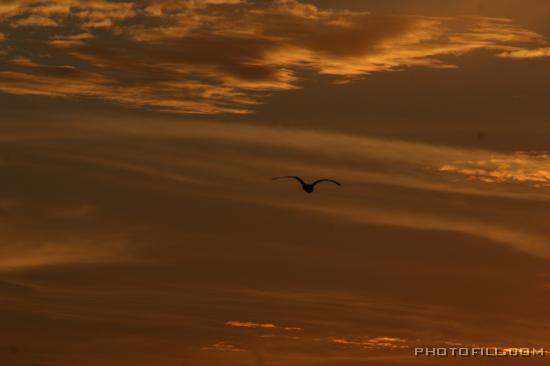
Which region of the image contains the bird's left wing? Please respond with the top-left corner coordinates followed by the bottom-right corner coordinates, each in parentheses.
top-left (272, 176), bottom-right (306, 185)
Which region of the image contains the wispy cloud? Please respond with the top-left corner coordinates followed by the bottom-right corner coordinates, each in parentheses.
top-left (0, 197), bottom-right (132, 272)
top-left (225, 320), bottom-right (276, 329)
top-left (201, 341), bottom-right (246, 352)
top-left (12, 117), bottom-right (550, 258)
top-left (225, 320), bottom-right (302, 331)
top-left (12, 14), bottom-right (59, 27)
top-left (329, 336), bottom-right (408, 350)
top-left (269, 200), bottom-right (550, 259)
top-left (0, 237), bottom-right (131, 271)
top-left (46, 204), bottom-right (97, 219)
top-left (72, 118), bottom-right (550, 199)
top-left (1, 0), bottom-right (136, 26)
top-left (498, 47), bottom-right (550, 59)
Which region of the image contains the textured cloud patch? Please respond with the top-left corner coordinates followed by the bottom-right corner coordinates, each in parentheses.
top-left (498, 47), bottom-right (550, 59)
top-left (225, 320), bottom-right (302, 331)
top-left (1, 0), bottom-right (137, 26)
top-left (201, 341), bottom-right (246, 352)
top-left (225, 320), bottom-right (277, 329)
top-left (440, 151), bottom-right (550, 187)
top-left (12, 14), bottom-right (59, 27)
top-left (330, 336), bottom-right (408, 350)
top-left (0, 0), bottom-right (547, 113)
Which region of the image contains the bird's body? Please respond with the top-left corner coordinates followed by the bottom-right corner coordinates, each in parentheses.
top-left (272, 176), bottom-right (341, 193)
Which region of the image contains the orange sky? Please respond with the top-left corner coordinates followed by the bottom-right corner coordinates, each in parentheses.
top-left (0, 1), bottom-right (549, 365)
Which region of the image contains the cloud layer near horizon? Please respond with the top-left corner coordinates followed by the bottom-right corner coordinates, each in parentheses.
top-left (0, 0), bottom-right (548, 114)
top-left (1, 99), bottom-right (550, 366)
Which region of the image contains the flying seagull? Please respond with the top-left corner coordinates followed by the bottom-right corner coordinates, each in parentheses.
top-left (272, 176), bottom-right (341, 193)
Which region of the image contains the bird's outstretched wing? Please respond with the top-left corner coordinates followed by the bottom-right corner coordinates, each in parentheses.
top-left (312, 179), bottom-right (341, 187)
top-left (272, 176), bottom-right (306, 185)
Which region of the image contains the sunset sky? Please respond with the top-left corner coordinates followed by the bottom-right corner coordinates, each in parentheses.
top-left (1, 1), bottom-right (550, 365)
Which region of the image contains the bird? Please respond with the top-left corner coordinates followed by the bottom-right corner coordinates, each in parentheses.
top-left (272, 176), bottom-right (341, 193)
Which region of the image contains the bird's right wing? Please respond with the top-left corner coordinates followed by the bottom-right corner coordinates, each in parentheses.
top-left (312, 179), bottom-right (342, 186)
top-left (272, 176), bottom-right (306, 185)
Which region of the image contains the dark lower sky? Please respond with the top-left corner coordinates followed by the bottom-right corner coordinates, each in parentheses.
top-left (0, 1), bottom-right (549, 365)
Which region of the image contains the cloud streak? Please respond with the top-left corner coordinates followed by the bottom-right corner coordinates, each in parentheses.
top-left (329, 336), bottom-right (408, 350)
top-left (201, 341), bottom-right (246, 352)
top-left (0, 237), bottom-right (131, 271)
top-left (440, 151), bottom-right (550, 187)
top-left (7, 117), bottom-right (550, 259)
top-left (225, 320), bottom-right (302, 331)
top-left (225, 320), bottom-right (277, 329)
top-left (498, 47), bottom-right (550, 59)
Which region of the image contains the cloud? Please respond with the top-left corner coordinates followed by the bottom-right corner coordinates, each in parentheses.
top-left (201, 341), bottom-right (246, 352)
top-left (72, 118), bottom-right (550, 197)
top-left (439, 151), bottom-right (550, 187)
top-left (0, 237), bottom-right (131, 271)
top-left (0, 32), bottom-right (6, 55)
top-left (1, 0), bottom-right (137, 26)
top-left (225, 320), bottom-right (302, 330)
top-left (225, 321), bottom-right (276, 329)
top-left (46, 204), bottom-right (97, 219)
top-left (498, 47), bottom-right (550, 59)
top-left (1, 113), bottom-right (549, 365)
top-left (0, 2), bottom-right (23, 20)
top-left (270, 200), bottom-right (550, 260)
top-left (0, 197), bottom-right (19, 211)
top-left (0, 57), bottom-right (253, 114)
top-left (53, 117), bottom-right (550, 259)
top-left (329, 336), bottom-right (408, 350)
top-left (0, 1), bottom-right (547, 113)
top-left (12, 14), bottom-right (59, 27)
top-left (0, 196), bottom-right (131, 272)
top-left (3, 115), bottom-right (546, 261)
top-left (144, 0), bottom-right (244, 17)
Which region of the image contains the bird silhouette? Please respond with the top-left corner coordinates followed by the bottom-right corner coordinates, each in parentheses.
top-left (272, 176), bottom-right (341, 193)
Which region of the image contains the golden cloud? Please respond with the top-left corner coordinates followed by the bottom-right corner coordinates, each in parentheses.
top-left (225, 320), bottom-right (302, 330)
top-left (439, 151), bottom-right (550, 187)
top-left (2, 0), bottom-right (137, 25)
top-left (201, 341), bottom-right (246, 352)
top-left (0, 237), bottom-right (131, 271)
top-left (11, 14), bottom-right (59, 27)
top-left (0, 57), bottom-right (255, 114)
top-left (0, 1), bottom-right (547, 113)
top-left (0, 2), bottom-right (23, 20)
top-left (0, 195), bottom-right (133, 272)
top-left (498, 47), bottom-right (550, 59)
top-left (225, 320), bottom-right (277, 328)
top-left (329, 336), bottom-right (408, 350)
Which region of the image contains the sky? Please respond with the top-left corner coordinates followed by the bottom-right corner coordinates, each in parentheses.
top-left (0, 1), bottom-right (550, 365)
